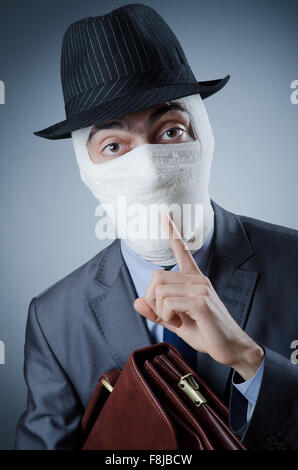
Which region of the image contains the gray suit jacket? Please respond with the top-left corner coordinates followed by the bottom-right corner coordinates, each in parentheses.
top-left (15, 200), bottom-right (298, 450)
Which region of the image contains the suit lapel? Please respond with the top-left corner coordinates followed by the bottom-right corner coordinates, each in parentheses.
top-left (195, 200), bottom-right (259, 398)
top-left (88, 239), bottom-right (152, 370)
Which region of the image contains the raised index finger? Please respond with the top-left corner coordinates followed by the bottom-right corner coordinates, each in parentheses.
top-left (161, 212), bottom-right (203, 274)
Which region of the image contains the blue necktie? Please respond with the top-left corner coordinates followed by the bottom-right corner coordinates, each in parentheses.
top-left (163, 327), bottom-right (197, 371)
top-left (161, 264), bottom-right (197, 371)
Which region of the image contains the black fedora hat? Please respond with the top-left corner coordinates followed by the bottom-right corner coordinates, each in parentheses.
top-left (34, 3), bottom-right (230, 140)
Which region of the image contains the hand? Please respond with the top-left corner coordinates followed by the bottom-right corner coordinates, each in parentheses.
top-left (134, 212), bottom-right (264, 381)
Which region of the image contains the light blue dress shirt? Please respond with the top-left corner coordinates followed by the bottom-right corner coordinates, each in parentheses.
top-left (120, 224), bottom-right (264, 421)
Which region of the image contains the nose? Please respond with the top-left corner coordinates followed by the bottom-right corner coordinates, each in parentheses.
top-left (131, 133), bottom-right (151, 148)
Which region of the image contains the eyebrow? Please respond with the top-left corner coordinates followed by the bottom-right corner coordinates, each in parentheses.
top-left (88, 101), bottom-right (189, 142)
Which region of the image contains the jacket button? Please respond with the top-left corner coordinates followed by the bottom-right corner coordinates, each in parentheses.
top-left (276, 441), bottom-right (287, 450)
top-left (265, 436), bottom-right (287, 450)
top-left (266, 436), bottom-right (277, 448)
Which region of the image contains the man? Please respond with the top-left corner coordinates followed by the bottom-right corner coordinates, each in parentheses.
top-left (15, 4), bottom-right (298, 450)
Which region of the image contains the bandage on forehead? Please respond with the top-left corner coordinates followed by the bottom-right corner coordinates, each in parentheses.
top-left (175, 93), bottom-right (214, 156)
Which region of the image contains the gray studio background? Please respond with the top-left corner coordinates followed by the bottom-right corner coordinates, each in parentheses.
top-left (0, 0), bottom-right (297, 450)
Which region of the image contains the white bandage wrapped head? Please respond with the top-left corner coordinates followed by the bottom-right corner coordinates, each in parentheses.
top-left (71, 92), bottom-right (215, 266)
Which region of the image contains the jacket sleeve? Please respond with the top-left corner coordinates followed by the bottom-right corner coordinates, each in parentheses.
top-left (229, 345), bottom-right (298, 450)
top-left (15, 297), bottom-right (84, 450)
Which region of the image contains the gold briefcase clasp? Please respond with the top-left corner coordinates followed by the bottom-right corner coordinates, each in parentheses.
top-left (178, 373), bottom-right (207, 407)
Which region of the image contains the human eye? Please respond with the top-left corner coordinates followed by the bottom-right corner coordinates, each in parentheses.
top-left (101, 142), bottom-right (126, 156)
top-left (158, 127), bottom-right (186, 142)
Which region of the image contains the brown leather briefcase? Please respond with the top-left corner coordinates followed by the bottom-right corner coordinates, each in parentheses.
top-left (80, 342), bottom-right (247, 450)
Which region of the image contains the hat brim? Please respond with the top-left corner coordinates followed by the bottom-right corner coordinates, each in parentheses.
top-left (34, 75), bottom-right (230, 140)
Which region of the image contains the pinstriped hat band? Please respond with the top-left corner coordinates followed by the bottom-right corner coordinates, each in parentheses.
top-left (34, 3), bottom-right (230, 140)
